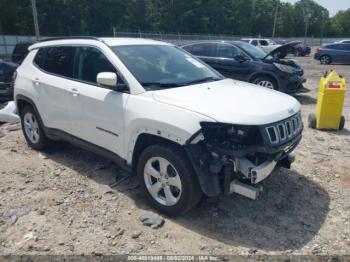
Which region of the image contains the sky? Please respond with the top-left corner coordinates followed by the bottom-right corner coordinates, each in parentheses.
top-left (282, 0), bottom-right (350, 16)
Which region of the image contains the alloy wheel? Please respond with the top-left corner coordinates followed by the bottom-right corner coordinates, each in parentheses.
top-left (320, 56), bottom-right (330, 64)
top-left (144, 157), bottom-right (182, 206)
top-left (257, 80), bottom-right (274, 89)
top-left (23, 112), bottom-right (40, 144)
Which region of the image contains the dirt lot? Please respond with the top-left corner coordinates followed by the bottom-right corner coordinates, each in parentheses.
top-left (0, 54), bottom-right (349, 257)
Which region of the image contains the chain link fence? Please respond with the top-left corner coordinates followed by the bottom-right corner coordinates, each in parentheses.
top-left (0, 32), bottom-right (347, 61)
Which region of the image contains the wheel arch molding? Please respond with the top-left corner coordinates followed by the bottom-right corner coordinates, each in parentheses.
top-left (15, 95), bottom-right (45, 128)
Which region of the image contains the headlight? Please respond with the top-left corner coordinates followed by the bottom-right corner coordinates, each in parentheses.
top-left (273, 63), bottom-right (295, 74)
top-left (199, 122), bottom-right (262, 145)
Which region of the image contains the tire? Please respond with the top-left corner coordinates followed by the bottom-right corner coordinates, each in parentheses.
top-left (339, 115), bottom-right (345, 130)
top-left (252, 76), bottom-right (278, 90)
top-left (137, 144), bottom-right (203, 216)
top-left (308, 113), bottom-right (317, 129)
top-left (320, 55), bottom-right (332, 65)
top-left (20, 105), bottom-right (52, 150)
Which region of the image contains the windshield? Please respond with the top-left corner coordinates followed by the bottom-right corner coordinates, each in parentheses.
top-left (235, 41), bottom-right (269, 60)
top-left (112, 45), bottom-right (222, 90)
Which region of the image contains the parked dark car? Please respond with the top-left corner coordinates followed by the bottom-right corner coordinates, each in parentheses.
top-left (11, 42), bottom-right (32, 64)
top-left (314, 43), bottom-right (350, 64)
top-left (0, 59), bottom-right (18, 102)
top-left (286, 41), bottom-right (311, 57)
top-left (182, 41), bottom-right (305, 93)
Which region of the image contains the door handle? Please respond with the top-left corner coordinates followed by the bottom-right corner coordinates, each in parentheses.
top-left (69, 88), bottom-right (80, 96)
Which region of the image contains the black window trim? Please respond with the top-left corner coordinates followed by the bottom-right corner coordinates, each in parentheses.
top-left (32, 44), bottom-right (130, 93)
top-left (183, 42), bottom-right (252, 61)
top-left (181, 42), bottom-right (217, 59)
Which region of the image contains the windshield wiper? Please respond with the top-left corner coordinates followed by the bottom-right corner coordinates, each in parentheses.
top-left (141, 82), bottom-right (183, 89)
top-left (182, 76), bottom-right (221, 86)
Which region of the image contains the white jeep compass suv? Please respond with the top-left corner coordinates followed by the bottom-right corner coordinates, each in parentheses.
top-left (14, 37), bottom-right (303, 215)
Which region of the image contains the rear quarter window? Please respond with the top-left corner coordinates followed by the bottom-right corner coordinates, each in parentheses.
top-left (33, 46), bottom-right (76, 78)
top-left (189, 43), bottom-right (216, 57)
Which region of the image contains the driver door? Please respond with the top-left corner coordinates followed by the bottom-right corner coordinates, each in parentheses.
top-left (69, 46), bottom-right (129, 157)
top-left (211, 43), bottom-right (250, 80)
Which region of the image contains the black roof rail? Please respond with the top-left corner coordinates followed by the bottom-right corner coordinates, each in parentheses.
top-left (38, 36), bottom-right (103, 43)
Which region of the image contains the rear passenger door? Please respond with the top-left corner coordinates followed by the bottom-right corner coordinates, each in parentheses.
top-left (32, 46), bottom-right (77, 133)
top-left (69, 46), bottom-right (129, 157)
top-left (183, 43), bottom-right (217, 66)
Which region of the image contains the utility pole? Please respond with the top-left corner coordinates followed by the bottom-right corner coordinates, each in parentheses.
top-left (272, 2), bottom-right (279, 38)
top-left (302, 4), bottom-right (312, 45)
top-left (31, 0), bottom-right (40, 39)
top-left (320, 10), bottom-right (328, 46)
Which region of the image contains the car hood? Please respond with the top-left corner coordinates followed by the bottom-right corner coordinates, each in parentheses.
top-left (152, 79), bottom-right (301, 125)
top-left (264, 41), bottom-right (302, 59)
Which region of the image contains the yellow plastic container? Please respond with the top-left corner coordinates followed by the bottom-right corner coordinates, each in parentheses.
top-left (309, 70), bottom-right (346, 130)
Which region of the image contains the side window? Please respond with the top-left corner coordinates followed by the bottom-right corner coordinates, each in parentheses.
top-left (74, 46), bottom-right (120, 85)
top-left (260, 40), bottom-right (268, 46)
top-left (38, 46), bottom-right (75, 78)
top-left (182, 45), bottom-right (193, 53)
top-left (33, 48), bottom-right (46, 68)
top-left (328, 44), bottom-right (340, 50)
top-left (338, 44), bottom-right (348, 50)
top-left (190, 44), bottom-right (215, 57)
top-left (216, 44), bottom-right (238, 58)
top-left (251, 40), bottom-right (258, 46)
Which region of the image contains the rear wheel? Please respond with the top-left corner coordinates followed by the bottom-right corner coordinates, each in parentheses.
top-left (252, 76), bottom-right (278, 90)
top-left (20, 106), bottom-right (52, 150)
top-left (137, 144), bottom-right (202, 216)
top-left (320, 55), bottom-right (332, 65)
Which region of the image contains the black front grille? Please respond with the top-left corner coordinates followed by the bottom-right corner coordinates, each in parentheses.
top-left (262, 112), bottom-right (303, 146)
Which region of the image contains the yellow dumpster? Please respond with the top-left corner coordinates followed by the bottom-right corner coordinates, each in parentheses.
top-left (308, 70), bottom-right (346, 130)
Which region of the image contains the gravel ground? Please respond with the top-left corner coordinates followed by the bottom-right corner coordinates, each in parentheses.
top-left (0, 54), bottom-right (349, 257)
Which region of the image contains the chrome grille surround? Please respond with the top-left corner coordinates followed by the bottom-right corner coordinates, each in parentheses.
top-left (263, 112), bottom-right (303, 146)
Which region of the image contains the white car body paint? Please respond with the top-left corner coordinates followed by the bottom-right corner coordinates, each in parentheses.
top-left (242, 38), bottom-right (281, 53)
top-left (15, 37), bottom-right (300, 166)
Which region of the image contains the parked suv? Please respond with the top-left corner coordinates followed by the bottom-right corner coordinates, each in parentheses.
top-left (182, 41), bottom-right (305, 93)
top-left (11, 42), bottom-right (33, 64)
top-left (14, 37), bottom-right (303, 215)
top-left (0, 59), bottom-right (18, 102)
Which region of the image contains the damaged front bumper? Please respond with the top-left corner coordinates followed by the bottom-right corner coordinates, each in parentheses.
top-left (228, 154), bottom-right (294, 199)
top-left (185, 115), bottom-right (302, 199)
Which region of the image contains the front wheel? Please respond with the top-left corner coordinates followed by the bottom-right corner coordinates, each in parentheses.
top-left (252, 76), bottom-right (278, 90)
top-left (137, 144), bottom-right (202, 216)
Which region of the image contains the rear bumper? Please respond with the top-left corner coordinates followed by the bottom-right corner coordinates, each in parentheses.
top-left (314, 53), bottom-right (321, 60)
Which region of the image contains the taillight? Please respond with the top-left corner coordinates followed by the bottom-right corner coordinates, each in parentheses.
top-left (316, 48), bottom-right (321, 53)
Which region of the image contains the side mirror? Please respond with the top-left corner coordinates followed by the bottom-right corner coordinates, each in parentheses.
top-left (97, 72), bottom-right (117, 88)
top-left (234, 54), bottom-right (248, 63)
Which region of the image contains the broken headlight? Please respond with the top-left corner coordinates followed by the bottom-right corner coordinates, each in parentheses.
top-left (199, 122), bottom-right (262, 146)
